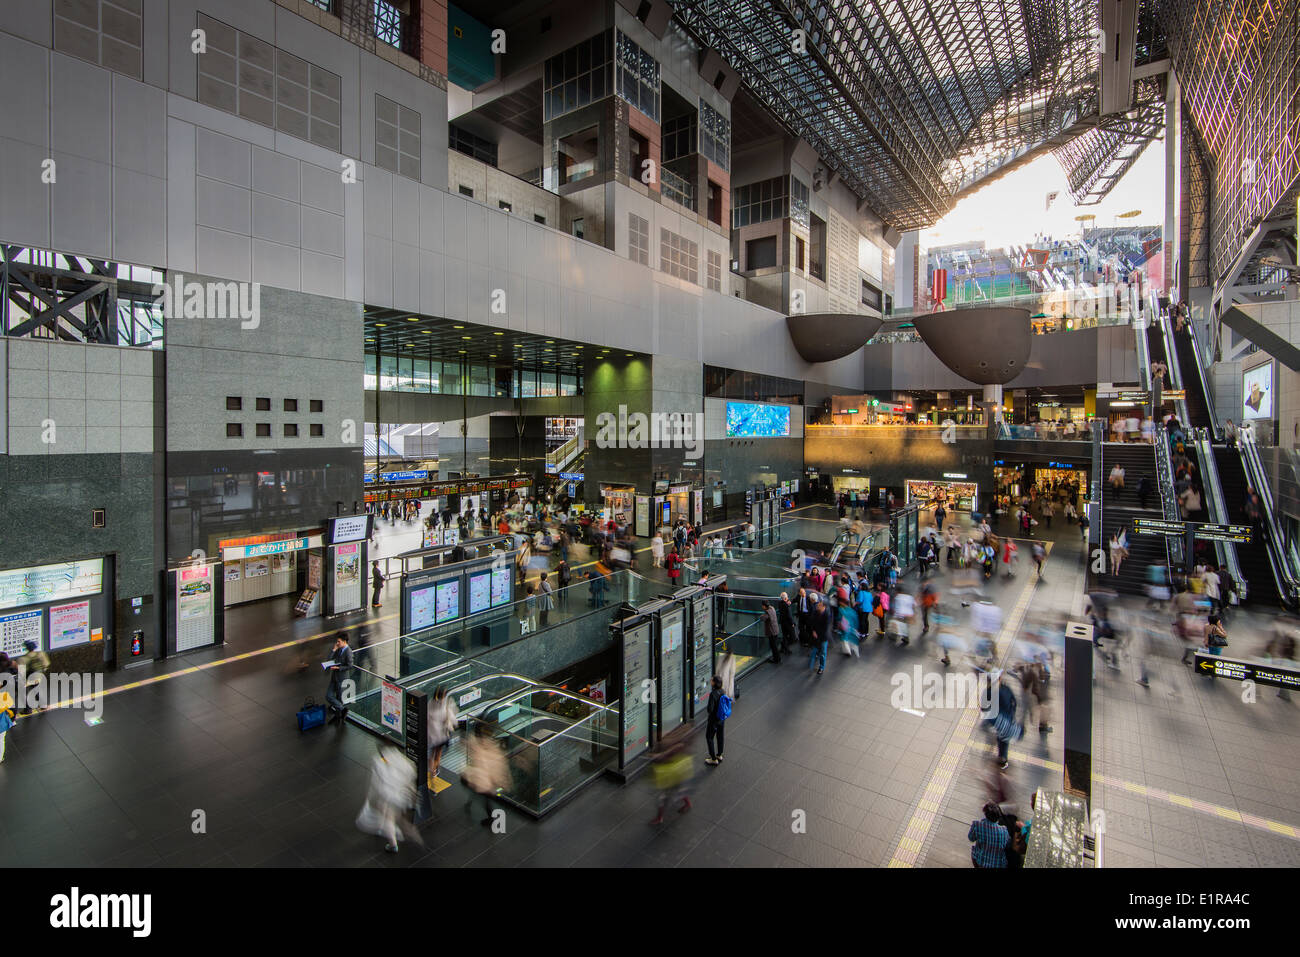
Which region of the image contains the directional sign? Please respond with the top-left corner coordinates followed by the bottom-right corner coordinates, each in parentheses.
top-left (1193, 523), bottom-right (1252, 544)
top-left (1133, 518), bottom-right (1187, 536)
top-left (1193, 652), bottom-right (1300, 690)
top-left (1162, 390), bottom-right (1186, 400)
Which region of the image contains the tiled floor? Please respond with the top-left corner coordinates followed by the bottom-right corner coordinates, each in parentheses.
top-left (2, 507), bottom-right (1297, 867)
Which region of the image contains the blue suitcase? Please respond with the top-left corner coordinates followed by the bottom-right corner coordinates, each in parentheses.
top-left (297, 697), bottom-right (327, 731)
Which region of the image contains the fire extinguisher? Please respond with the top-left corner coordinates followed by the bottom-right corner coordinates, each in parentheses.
top-left (131, 631), bottom-right (143, 656)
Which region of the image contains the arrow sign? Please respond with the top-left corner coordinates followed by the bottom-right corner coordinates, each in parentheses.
top-left (1193, 652), bottom-right (1300, 690)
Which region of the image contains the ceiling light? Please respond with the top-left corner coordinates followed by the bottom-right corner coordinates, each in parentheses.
top-left (461, 336), bottom-right (472, 340)
top-left (493, 331), bottom-right (504, 336)
top-left (489, 354), bottom-right (497, 358)
top-left (420, 330), bottom-right (432, 334)
top-left (458, 349), bottom-right (467, 354)
top-left (545, 340), bottom-right (554, 343)
top-left (374, 322), bottom-right (387, 327)
top-left (406, 316), bottom-right (419, 322)
top-left (453, 325), bottom-right (464, 329)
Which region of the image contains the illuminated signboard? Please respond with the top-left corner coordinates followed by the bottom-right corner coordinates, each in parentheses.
top-left (725, 401), bottom-right (791, 437)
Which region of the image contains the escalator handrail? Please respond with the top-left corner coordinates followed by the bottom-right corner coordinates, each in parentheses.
top-left (1191, 430), bottom-right (1244, 595)
top-left (1183, 317), bottom-right (1221, 441)
top-left (1153, 425), bottom-right (1184, 566)
top-left (1238, 436), bottom-right (1300, 603)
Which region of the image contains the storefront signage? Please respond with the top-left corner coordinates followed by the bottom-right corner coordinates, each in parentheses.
top-left (942, 472), bottom-right (968, 479)
top-left (0, 609), bottom-right (43, 657)
top-left (1047, 462), bottom-right (1078, 470)
top-left (223, 537), bottom-right (315, 560)
top-left (1133, 518), bottom-right (1187, 536)
top-left (1194, 652), bottom-right (1300, 690)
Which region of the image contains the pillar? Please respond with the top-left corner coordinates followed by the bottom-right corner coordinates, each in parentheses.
top-left (983, 384), bottom-right (1004, 423)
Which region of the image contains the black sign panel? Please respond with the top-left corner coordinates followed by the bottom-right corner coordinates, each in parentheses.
top-left (1193, 523), bottom-right (1252, 544)
top-left (1194, 652), bottom-right (1300, 690)
top-left (404, 688), bottom-right (432, 822)
top-left (1133, 518), bottom-right (1187, 536)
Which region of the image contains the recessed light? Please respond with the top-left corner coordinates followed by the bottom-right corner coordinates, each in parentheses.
top-left (489, 354), bottom-right (497, 358)
top-left (575, 345), bottom-right (584, 349)
top-left (626, 353), bottom-right (634, 357)
top-left (374, 322), bottom-right (387, 327)
top-left (420, 330), bottom-right (432, 334)
top-left (458, 349), bottom-right (467, 354)
top-left (545, 348), bottom-right (553, 352)
top-left (453, 325), bottom-right (464, 329)
top-left (493, 331), bottom-right (504, 336)
top-left (461, 336), bottom-right (472, 340)
top-left (545, 340), bottom-right (554, 343)
top-left (406, 316), bottom-right (419, 322)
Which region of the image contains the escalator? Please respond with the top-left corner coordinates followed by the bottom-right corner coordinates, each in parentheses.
top-left (1212, 445), bottom-right (1281, 608)
top-left (1166, 315), bottom-right (1212, 429)
top-left (1146, 323), bottom-right (1167, 373)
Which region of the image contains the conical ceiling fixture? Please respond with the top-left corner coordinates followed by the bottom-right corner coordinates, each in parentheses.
top-left (786, 313), bottom-right (883, 363)
top-left (911, 307), bottom-right (1031, 384)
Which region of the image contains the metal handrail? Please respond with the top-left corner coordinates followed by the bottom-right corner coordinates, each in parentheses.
top-left (1153, 425), bottom-right (1184, 567)
top-left (1192, 428), bottom-right (1242, 592)
top-left (1183, 314), bottom-right (1221, 440)
top-left (1238, 436), bottom-right (1300, 605)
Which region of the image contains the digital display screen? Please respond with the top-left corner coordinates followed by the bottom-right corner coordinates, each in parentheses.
top-left (435, 580), bottom-right (460, 624)
top-left (490, 565), bottom-right (512, 607)
top-left (1243, 364), bottom-right (1273, 420)
top-left (468, 571), bottom-right (491, 614)
top-left (726, 401), bottom-right (790, 437)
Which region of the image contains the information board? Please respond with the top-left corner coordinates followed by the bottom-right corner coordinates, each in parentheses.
top-left (175, 565), bottom-right (216, 651)
top-left (468, 570), bottom-right (492, 614)
top-left (691, 594), bottom-right (714, 715)
top-left (0, 609), bottom-right (43, 657)
top-left (49, 600), bottom-right (91, 650)
top-left (328, 514), bottom-right (371, 544)
top-left (435, 579), bottom-right (461, 624)
top-left (409, 584), bottom-right (437, 631)
top-left (381, 679), bottom-right (404, 733)
top-left (490, 564), bottom-right (512, 607)
top-left (333, 543), bottom-right (362, 612)
top-left (659, 607), bottom-right (686, 733)
top-left (1133, 518), bottom-right (1186, 536)
top-left (1193, 523), bottom-right (1252, 544)
top-left (0, 559), bottom-right (103, 612)
top-left (621, 620), bottom-right (653, 766)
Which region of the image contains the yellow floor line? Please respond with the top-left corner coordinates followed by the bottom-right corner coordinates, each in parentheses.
top-left (887, 544), bottom-right (1050, 867)
top-left (965, 739), bottom-right (1300, 842)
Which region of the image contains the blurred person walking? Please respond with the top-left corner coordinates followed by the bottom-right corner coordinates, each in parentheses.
top-left (427, 687), bottom-right (459, 780)
top-left (356, 743), bottom-right (421, 854)
top-left (763, 600), bottom-right (782, 664)
top-left (462, 723), bottom-right (509, 826)
top-left (650, 724), bottom-right (695, 822)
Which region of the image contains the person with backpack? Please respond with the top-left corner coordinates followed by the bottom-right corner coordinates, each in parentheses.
top-left (704, 675), bottom-right (730, 766)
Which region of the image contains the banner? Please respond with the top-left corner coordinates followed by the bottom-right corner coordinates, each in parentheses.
top-left (49, 600), bottom-right (91, 650)
top-left (333, 543), bottom-right (362, 613)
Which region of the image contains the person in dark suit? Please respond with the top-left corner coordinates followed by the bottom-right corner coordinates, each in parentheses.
top-left (325, 633), bottom-right (354, 724)
top-left (371, 561), bottom-right (385, 608)
top-left (777, 592), bottom-right (796, 655)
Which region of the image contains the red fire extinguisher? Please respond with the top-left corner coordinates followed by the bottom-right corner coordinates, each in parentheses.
top-left (131, 631), bottom-right (142, 656)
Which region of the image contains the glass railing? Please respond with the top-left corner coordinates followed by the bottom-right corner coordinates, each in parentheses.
top-left (1240, 436), bottom-right (1300, 604)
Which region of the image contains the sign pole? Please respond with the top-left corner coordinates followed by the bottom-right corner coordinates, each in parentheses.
top-left (1062, 619), bottom-right (1094, 804)
top-left (404, 688), bottom-right (431, 824)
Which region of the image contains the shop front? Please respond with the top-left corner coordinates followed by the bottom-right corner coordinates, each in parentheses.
top-left (602, 484), bottom-right (636, 527)
top-left (220, 531), bottom-right (323, 608)
top-left (905, 476), bottom-right (979, 512)
top-left (364, 473), bottom-right (530, 517)
top-left (831, 472), bottom-right (872, 502)
top-left (1029, 462), bottom-right (1089, 498)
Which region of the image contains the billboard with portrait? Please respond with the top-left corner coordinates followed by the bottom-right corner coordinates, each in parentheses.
top-left (1242, 364), bottom-right (1273, 420)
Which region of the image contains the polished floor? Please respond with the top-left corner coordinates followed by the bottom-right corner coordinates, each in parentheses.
top-left (2, 506), bottom-right (1297, 867)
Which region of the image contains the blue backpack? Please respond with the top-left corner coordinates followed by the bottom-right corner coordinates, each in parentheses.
top-left (716, 694), bottom-right (732, 721)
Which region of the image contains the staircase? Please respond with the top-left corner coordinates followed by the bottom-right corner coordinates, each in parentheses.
top-left (1212, 445), bottom-right (1280, 608)
top-left (1101, 443), bottom-right (1166, 596)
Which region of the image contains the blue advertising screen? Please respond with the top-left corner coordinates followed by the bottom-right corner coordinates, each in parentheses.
top-left (726, 402), bottom-right (790, 437)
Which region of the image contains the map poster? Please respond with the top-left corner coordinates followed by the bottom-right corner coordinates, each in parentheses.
top-left (48, 600), bottom-right (91, 650)
top-left (435, 579), bottom-right (460, 624)
top-left (410, 585), bottom-right (437, 631)
top-left (0, 609), bottom-right (43, 657)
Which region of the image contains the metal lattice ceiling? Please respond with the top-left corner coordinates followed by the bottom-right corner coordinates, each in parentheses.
top-left (673, 0), bottom-right (1168, 230)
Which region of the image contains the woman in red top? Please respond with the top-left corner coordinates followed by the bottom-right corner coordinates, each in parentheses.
top-left (666, 548), bottom-right (682, 583)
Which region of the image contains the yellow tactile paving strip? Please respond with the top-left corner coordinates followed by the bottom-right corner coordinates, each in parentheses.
top-left (887, 544), bottom-right (1048, 867)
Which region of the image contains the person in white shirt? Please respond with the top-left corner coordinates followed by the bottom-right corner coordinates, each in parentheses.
top-left (1203, 565), bottom-right (1222, 615)
top-left (651, 533), bottom-right (665, 567)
